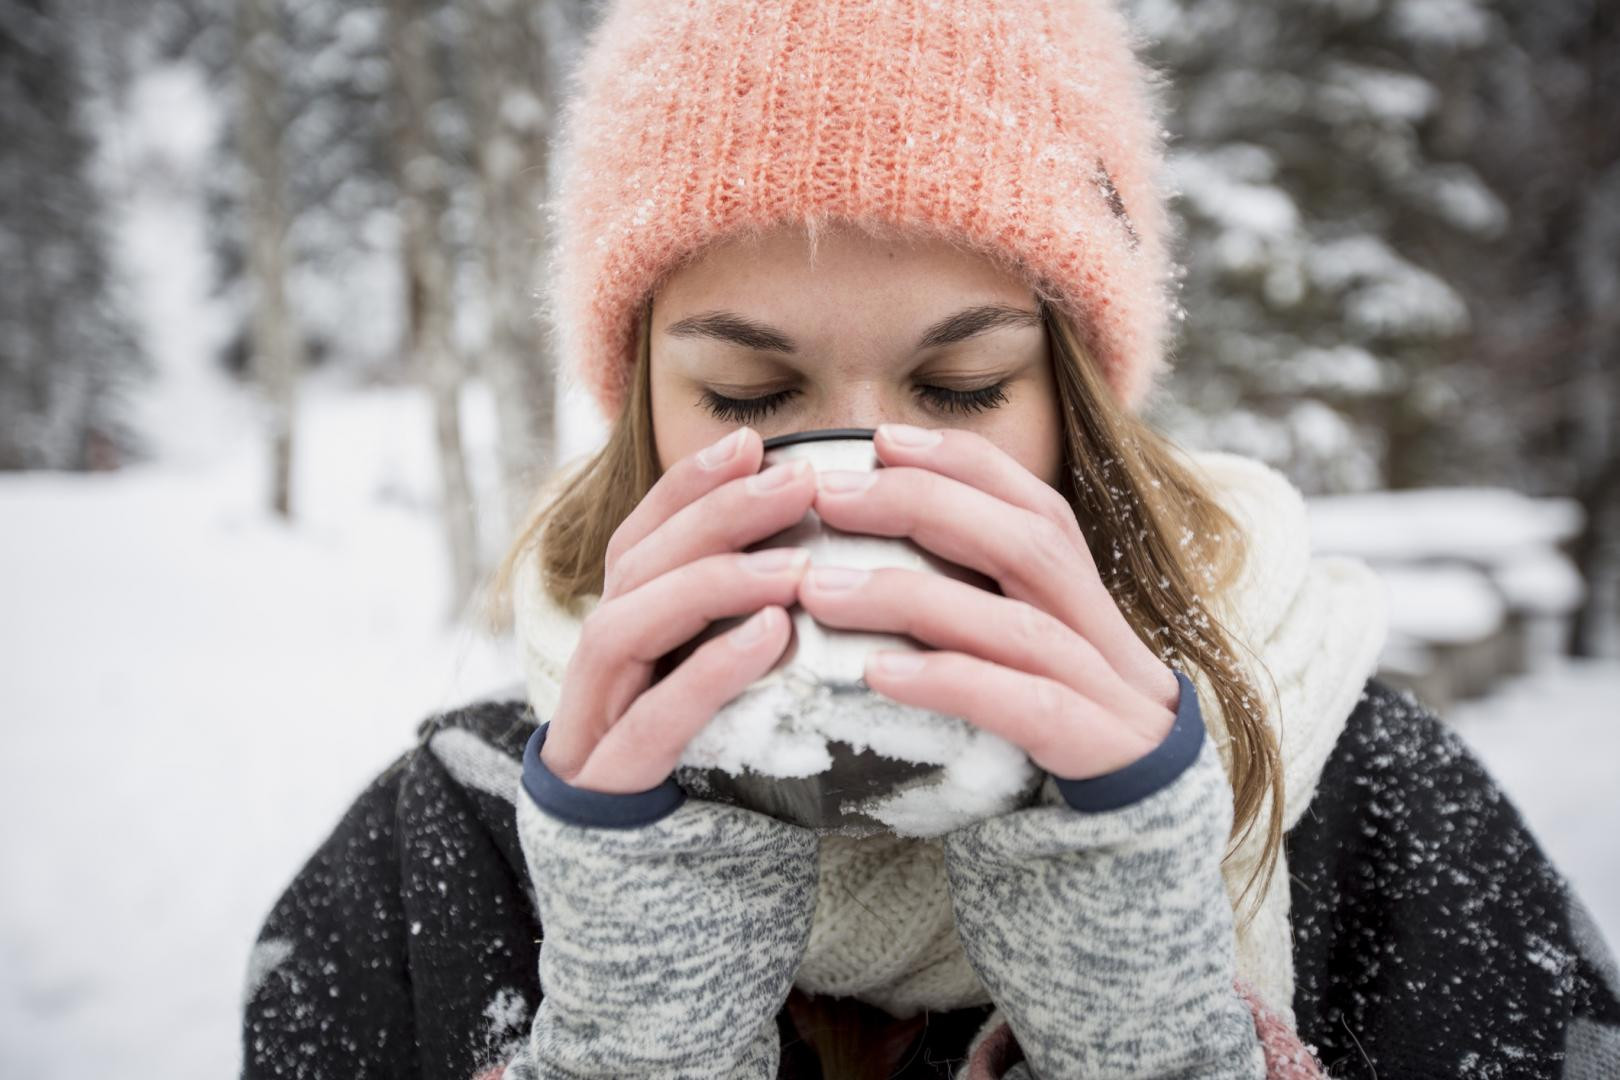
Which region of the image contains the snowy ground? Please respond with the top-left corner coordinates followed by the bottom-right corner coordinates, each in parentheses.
top-left (1446, 660), bottom-right (1620, 948)
top-left (1, 380), bottom-right (1617, 1080)
top-left (0, 377), bottom-right (522, 1079)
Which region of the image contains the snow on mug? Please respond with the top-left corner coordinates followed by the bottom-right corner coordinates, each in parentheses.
top-left (656, 428), bottom-right (1045, 837)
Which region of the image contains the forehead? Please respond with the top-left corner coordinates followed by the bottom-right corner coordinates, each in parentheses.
top-left (650, 220), bottom-right (1036, 330)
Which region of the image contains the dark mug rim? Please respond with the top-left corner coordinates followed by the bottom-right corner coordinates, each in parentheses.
top-left (761, 427), bottom-right (875, 451)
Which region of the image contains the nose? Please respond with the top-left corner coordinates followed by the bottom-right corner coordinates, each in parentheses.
top-left (805, 380), bottom-right (901, 432)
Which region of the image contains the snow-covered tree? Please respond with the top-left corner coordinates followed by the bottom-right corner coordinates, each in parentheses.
top-left (467, 0), bottom-right (558, 531)
top-left (0, 0), bottom-right (148, 471)
top-left (1127, 0), bottom-right (1502, 493)
top-left (235, 0), bottom-right (303, 516)
top-left (1437, 0), bottom-right (1620, 656)
top-left (1126, 0), bottom-right (1618, 652)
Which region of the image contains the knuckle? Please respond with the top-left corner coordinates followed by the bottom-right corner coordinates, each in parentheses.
top-left (682, 554), bottom-right (732, 603)
top-left (1028, 513), bottom-right (1073, 570)
top-left (659, 628), bottom-right (768, 717)
top-left (1039, 487), bottom-right (1080, 535)
top-left (1011, 600), bottom-right (1052, 652)
top-left (1027, 678), bottom-right (1070, 755)
top-left (603, 519), bottom-right (636, 575)
top-left (576, 601), bottom-right (623, 670)
top-left (720, 485), bottom-right (782, 544)
top-left (732, 551), bottom-right (805, 597)
top-left (607, 539), bottom-right (645, 592)
top-left (910, 465), bottom-right (943, 505)
top-left (879, 470), bottom-right (925, 533)
top-left (601, 546), bottom-right (635, 599)
top-left (877, 570), bottom-right (924, 636)
top-left (1031, 676), bottom-right (1066, 723)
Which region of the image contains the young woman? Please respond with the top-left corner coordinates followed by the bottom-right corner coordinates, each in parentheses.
top-left (241, 1), bottom-right (1620, 1078)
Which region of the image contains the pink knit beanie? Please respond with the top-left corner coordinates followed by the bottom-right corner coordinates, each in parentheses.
top-left (540, 0), bottom-right (1179, 422)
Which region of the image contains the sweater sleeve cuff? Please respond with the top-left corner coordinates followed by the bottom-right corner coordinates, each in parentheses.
top-left (1050, 668), bottom-right (1207, 813)
top-left (520, 722), bottom-right (687, 829)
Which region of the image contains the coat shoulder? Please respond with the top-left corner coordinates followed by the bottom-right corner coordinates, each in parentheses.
top-left (412, 689), bottom-right (538, 759)
top-left (242, 744), bottom-right (420, 1078)
top-left (242, 694), bottom-right (543, 1080)
top-left (1285, 675), bottom-right (1620, 1078)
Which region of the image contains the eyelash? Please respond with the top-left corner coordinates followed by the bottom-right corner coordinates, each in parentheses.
top-left (699, 382), bottom-right (1011, 423)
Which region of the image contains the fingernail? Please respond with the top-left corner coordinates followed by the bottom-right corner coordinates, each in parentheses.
top-left (746, 460), bottom-right (807, 492)
top-left (807, 566), bottom-right (869, 590)
top-left (881, 423), bottom-right (942, 448)
top-left (698, 428), bottom-right (747, 469)
top-left (731, 607), bottom-right (775, 647)
top-left (740, 547), bottom-right (809, 573)
top-left (816, 470), bottom-right (876, 494)
top-left (872, 651), bottom-right (926, 676)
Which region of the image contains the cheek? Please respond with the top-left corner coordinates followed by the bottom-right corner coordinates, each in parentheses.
top-left (991, 390), bottom-right (1065, 489)
top-left (648, 380), bottom-right (692, 473)
top-left (650, 378), bottom-right (738, 473)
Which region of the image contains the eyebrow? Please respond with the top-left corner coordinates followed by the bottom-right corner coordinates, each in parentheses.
top-left (662, 302), bottom-right (1043, 354)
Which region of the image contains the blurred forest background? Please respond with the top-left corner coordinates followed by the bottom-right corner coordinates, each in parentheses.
top-left (5, 0), bottom-right (1618, 650)
top-left (1, 0), bottom-right (1616, 1075)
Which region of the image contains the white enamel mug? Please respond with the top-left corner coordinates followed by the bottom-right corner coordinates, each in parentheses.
top-left (659, 428), bottom-right (1042, 835)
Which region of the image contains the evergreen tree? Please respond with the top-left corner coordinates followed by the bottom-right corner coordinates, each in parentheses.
top-left (0, 0), bottom-right (148, 470)
top-left (1127, 0), bottom-right (1501, 493)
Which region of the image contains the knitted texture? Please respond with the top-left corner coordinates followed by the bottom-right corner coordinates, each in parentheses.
top-left (957, 979), bottom-right (1327, 1079)
top-left (940, 735), bottom-right (1267, 1078)
top-left (1180, 450), bottom-right (1390, 1028)
top-left (541, 0), bottom-right (1180, 422)
top-left (792, 832), bottom-right (991, 1017)
top-left (503, 791), bottom-right (819, 1077)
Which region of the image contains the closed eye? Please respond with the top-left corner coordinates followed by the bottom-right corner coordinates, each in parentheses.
top-left (698, 382), bottom-right (1010, 423)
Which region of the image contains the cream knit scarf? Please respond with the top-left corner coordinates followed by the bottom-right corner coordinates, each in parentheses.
top-left (510, 449), bottom-right (1389, 1027)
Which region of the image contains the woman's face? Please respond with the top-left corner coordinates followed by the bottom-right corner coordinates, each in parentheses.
top-left (648, 221), bottom-right (1064, 488)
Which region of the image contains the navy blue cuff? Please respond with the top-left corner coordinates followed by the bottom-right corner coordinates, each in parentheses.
top-left (1051, 669), bottom-right (1207, 813)
top-left (521, 722), bottom-right (687, 829)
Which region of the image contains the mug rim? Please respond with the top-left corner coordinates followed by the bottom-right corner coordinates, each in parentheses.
top-left (761, 427), bottom-right (875, 451)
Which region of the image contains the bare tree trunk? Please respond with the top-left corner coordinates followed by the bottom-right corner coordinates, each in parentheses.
top-left (237, 0), bottom-right (301, 518)
top-left (386, 0), bottom-right (480, 622)
top-left (1565, 354), bottom-right (1620, 657)
top-left (468, 0), bottom-right (559, 534)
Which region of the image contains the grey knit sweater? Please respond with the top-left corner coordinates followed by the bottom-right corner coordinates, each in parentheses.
top-left (501, 671), bottom-right (1266, 1079)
